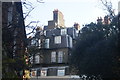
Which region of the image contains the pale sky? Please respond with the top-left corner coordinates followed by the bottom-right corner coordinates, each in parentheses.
top-left (23, 0), bottom-right (119, 31)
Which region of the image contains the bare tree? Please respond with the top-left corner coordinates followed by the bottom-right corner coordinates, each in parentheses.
top-left (100, 0), bottom-right (115, 20)
top-left (22, 0), bottom-right (44, 36)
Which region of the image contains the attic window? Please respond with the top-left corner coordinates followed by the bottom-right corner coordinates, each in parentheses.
top-left (61, 29), bottom-right (67, 35)
top-left (54, 36), bottom-right (61, 44)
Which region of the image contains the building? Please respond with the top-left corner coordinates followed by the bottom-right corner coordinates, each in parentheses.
top-left (28, 10), bottom-right (79, 78)
top-left (2, 1), bottom-right (27, 78)
top-left (2, 2), bottom-right (27, 58)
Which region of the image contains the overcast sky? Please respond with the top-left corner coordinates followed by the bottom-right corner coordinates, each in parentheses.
top-left (23, 0), bottom-right (119, 30)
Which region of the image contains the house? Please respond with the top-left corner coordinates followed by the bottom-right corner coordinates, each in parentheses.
top-left (28, 9), bottom-right (80, 78)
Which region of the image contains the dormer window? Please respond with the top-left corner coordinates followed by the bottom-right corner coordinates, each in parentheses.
top-left (54, 36), bottom-right (61, 44)
top-left (61, 29), bottom-right (67, 35)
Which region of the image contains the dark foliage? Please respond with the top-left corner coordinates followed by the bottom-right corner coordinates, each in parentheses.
top-left (70, 15), bottom-right (120, 80)
top-left (2, 2), bottom-right (27, 78)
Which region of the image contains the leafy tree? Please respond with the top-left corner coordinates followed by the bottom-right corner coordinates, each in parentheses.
top-left (70, 16), bottom-right (120, 80)
top-left (2, 2), bottom-right (28, 79)
top-left (2, 1), bottom-right (44, 79)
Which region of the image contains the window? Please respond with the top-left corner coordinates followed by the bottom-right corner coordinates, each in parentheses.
top-left (44, 30), bottom-right (46, 36)
top-left (37, 69), bottom-right (41, 76)
top-left (31, 39), bottom-right (39, 46)
top-left (31, 39), bottom-right (36, 46)
top-left (35, 55), bottom-right (40, 64)
top-left (40, 31), bottom-right (43, 35)
top-left (36, 39), bottom-right (39, 46)
top-left (51, 51), bottom-right (56, 62)
top-left (45, 39), bottom-right (49, 48)
top-left (54, 36), bottom-right (61, 44)
top-left (38, 39), bottom-right (41, 48)
top-left (58, 51), bottom-right (63, 63)
top-left (69, 37), bottom-right (73, 48)
top-left (61, 29), bottom-right (67, 35)
top-left (8, 7), bottom-right (13, 26)
top-left (41, 69), bottom-right (47, 76)
top-left (57, 69), bottom-right (65, 76)
top-left (30, 56), bottom-right (33, 64)
top-left (31, 70), bottom-right (37, 77)
top-left (14, 30), bottom-right (18, 37)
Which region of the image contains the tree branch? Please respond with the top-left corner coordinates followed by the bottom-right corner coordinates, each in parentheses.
top-left (36, 0), bottom-right (45, 3)
top-left (24, 7), bottom-right (35, 20)
top-left (100, 0), bottom-right (115, 19)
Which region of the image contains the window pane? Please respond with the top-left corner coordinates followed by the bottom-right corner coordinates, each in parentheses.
top-left (35, 55), bottom-right (40, 64)
top-left (41, 69), bottom-right (47, 76)
top-left (31, 39), bottom-right (36, 45)
top-left (38, 39), bottom-right (41, 47)
top-left (57, 69), bottom-right (65, 76)
top-left (69, 37), bottom-right (73, 48)
top-left (61, 29), bottom-right (67, 35)
top-left (36, 39), bottom-right (39, 46)
top-left (8, 7), bottom-right (13, 25)
top-left (30, 56), bottom-right (33, 64)
top-left (45, 39), bottom-right (49, 48)
top-left (54, 36), bottom-right (61, 44)
top-left (44, 30), bottom-right (46, 36)
top-left (58, 51), bottom-right (63, 63)
top-left (51, 52), bottom-right (56, 62)
top-left (37, 69), bottom-right (41, 76)
top-left (31, 70), bottom-right (37, 77)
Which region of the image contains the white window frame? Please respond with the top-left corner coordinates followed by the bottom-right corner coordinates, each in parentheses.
top-left (54, 36), bottom-right (61, 44)
top-left (51, 51), bottom-right (56, 62)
